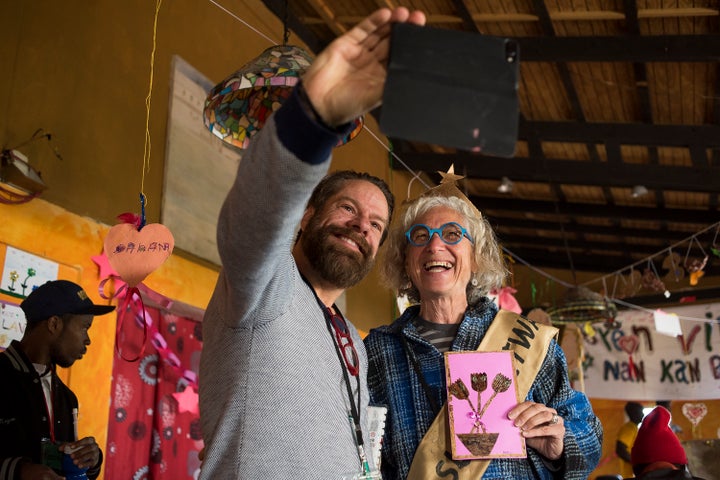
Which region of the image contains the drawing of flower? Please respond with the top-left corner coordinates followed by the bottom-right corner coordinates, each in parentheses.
top-left (7, 271), bottom-right (18, 291)
top-left (454, 372), bottom-right (512, 456)
top-left (21, 268), bottom-right (36, 295)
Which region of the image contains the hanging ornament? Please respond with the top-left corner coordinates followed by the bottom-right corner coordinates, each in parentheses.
top-left (662, 251), bottom-right (685, 283)
top-left (526, 308), bottom-right (552, 326)
top-left (203, 44), bottom-right (363, 150)
top-left (489, 286), bottom-right (521, 314)
top-left (92, 252), bottom-right (128, 300)
top-left (711, 224), bottom-right (720, 258)
top-left (641, 267), bottom-right (665, 292)
top-left (617, 334), bottom-right (639, 380)
top-left (104, 210), bottom-right (174, 289)
top-left (546, 286), bottom-right (617, 326)
top-left (681, 402), bottom-right (707, 438)
top-left (620, 269), bottom-right (643, 298)
top-left (684, 237), bottom-right (708, 286)
top-left (103, 196), bottom-right (175, 362)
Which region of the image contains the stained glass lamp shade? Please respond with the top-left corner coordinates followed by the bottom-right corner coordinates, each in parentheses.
top-left (546, 286), bottom-right (617, 325)
top-left (204, 44), bottom-right (363, 150)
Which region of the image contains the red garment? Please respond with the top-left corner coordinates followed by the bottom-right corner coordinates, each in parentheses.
top-left (105, 301), bottom-right (203, 479)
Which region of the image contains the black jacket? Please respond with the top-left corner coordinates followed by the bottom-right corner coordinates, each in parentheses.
top-left (0, 341), bottom-right (102, 480)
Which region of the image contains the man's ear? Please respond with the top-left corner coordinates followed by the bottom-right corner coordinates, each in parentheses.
top-left (46, 315), bottom-right (64, 335)
top-left (300, 206), bottom-right (315, 231)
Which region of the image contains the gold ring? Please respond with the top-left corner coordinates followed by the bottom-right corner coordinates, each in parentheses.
top-left (550, 413), bottom-right (559, 425)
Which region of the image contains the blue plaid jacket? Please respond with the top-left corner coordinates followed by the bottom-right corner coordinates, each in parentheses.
top-left (365, 299), bottom-right (603, 480)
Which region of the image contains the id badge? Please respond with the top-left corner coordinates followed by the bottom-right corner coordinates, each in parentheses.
top-left (356, 472), bottom-right (381, 480)
top-left (41, 438), bottom-right (63, 471)
top-left (340, 471), bottom-right (381, 480)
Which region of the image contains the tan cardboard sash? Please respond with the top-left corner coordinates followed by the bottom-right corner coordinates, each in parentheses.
top-left (407, 310), bottom-right (559, 480)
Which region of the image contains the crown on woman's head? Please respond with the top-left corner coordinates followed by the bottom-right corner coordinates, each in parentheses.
top-left (417, 164), bottom-right (482, 219)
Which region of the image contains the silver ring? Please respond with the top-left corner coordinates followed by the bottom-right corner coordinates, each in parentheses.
top-left (550, 413), bottom-right (559, 425)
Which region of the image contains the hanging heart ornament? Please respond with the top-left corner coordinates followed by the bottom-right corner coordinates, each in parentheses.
top-left (681, 402), bottom-right (707, 427)
top-left (103, 223), bottom-right (174, 287)
top-left (618, 334), bottom-right (639, 355)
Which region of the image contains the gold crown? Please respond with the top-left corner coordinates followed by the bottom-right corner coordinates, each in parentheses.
top-left (418, 164), bottom-right (482, 219)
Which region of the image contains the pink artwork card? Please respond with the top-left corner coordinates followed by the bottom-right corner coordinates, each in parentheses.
top-left (444, 350), bottom-right (526, 460)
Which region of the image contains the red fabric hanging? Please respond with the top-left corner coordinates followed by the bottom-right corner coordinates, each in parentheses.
top-left (105, 289), bottom-right (203, 479)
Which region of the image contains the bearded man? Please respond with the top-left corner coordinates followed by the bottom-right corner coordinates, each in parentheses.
top-left (198, 8), bottom-right (427, 480)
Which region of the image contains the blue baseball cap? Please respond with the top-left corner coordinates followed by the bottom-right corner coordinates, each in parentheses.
top-left (21, 280), bottom-right (115, 323)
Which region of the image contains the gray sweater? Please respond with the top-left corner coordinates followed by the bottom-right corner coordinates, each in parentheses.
top-left (199, 89), bottom-right (374, 479)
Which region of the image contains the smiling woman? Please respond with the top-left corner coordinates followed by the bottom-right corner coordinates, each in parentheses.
top-left (364, 177), bottom-right (603, 480)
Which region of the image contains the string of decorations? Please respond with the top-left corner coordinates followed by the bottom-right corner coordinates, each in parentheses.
top-left (581, 221), bottom-right (720, 294)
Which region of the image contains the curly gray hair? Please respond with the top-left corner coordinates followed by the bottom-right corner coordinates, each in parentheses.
top-left (379, 195), bottom-right (507, 305)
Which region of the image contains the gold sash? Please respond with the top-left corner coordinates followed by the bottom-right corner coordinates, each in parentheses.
top-left (407, 310), bottom-right (559, 480)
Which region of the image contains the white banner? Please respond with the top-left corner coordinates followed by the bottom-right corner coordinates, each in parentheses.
top-left (583, 302), bottom-right (720, 400)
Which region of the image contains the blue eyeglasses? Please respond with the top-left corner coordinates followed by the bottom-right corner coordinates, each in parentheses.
top-left (405, 222), bottom-right (474, 246)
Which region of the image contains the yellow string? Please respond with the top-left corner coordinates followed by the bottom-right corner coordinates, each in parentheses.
top-left (141, 0), bottom-right (163, 198)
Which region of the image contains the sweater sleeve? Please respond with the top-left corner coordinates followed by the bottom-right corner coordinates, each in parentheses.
top-left (528, 340), bottom-right (603, 479)
top-left (209, 84), bottom-right (349, 328)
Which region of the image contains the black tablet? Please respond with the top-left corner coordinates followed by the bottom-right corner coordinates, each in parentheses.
top-left (380, 23), bottom-right (519, 156)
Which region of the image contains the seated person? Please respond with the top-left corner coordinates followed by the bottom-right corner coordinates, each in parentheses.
top-left (617, 401), bottom-right (645, 477)
top-left (628, 406), bottom-right (704, 480)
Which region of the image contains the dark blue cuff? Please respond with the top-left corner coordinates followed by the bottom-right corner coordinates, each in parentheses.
top-left (275, 85), bottom-right (354, 165)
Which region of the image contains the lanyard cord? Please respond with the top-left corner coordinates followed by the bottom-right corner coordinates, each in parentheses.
top-left (399, 333), bottom-right (441, 416)
top-left (300, 274), bottom-right (369, 474)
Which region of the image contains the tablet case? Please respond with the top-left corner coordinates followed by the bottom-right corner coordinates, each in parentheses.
top-left (380, 23), bottom-right (519, 156)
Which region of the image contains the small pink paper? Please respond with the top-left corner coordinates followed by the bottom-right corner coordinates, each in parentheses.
top-left (445, 350), bottom-right (526, 460)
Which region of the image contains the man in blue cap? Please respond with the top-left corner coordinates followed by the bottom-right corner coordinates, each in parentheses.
top-left (0, 280), bottom-right (115, 480)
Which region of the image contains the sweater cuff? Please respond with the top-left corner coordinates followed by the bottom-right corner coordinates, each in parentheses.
top-left (274, 82), bottom-right (354, 165)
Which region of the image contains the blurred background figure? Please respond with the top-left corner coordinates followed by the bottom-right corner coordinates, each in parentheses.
top-left (629, 406), bottom-right (705, 480)
top-left (656, 401), bottom-right (683, 435)
top-left (617, 401), bottom-right (645, 478)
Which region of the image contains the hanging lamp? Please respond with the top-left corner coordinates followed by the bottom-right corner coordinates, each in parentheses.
top-left (546, 286), bottom-right (618, 326)
top-left (203, 6), bottom-right (363, 150)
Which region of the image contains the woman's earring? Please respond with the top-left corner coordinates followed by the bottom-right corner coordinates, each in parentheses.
top-left (471, 277), bottom-right (478, 287)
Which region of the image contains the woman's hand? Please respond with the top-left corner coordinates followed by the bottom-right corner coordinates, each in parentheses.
top-left (508, 400), bottom-right (565, 461)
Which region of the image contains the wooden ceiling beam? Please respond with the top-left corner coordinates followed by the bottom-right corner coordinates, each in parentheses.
top-left (399, 154), bottom-right (720, 192)
top-left (260, 0), bottom-right (325, 52)
top-left (494, 217), bottom-right (695, 243)
top-left (517, 35), bottom-right (720, 62)
top-left (469, 196), bottom-right (715, 224)
top-left (296, 8), bottom-right (719, 26)
top-left (499, 235), bottom-right (665, 256)
top-left (305, 0), bottom-right (346, 35)
top-left (390, 121), bottom-right (720, 149)
top-left (499, 246), bottom-right (637, 272)
top-left (520, 121), bottom-right (720, 146)
top-left (451, 0), bottom-right (480, 32)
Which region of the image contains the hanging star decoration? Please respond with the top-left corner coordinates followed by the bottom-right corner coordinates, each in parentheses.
top-left (92, 252), bottom-right (128, 299)
top-left (172, 386), bottom-right (199, 415)
top-left (438, 164), bottom-right (464, 184)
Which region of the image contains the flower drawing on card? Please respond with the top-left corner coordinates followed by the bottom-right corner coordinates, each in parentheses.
top-left (445, 351), bottom-right (526, 460)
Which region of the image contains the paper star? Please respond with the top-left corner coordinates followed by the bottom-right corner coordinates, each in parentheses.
top-left (91, 252), bottom-right (127, 298)
top-left (92, 252), bottom-right (119, 280)
top-left (173, 386), bottom-right (199, 415)
top-left (437, 164), bottom-right (464, 184)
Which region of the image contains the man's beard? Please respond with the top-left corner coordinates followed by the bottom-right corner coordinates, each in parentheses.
top-left (301, 217), bottom-right (375, 289)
